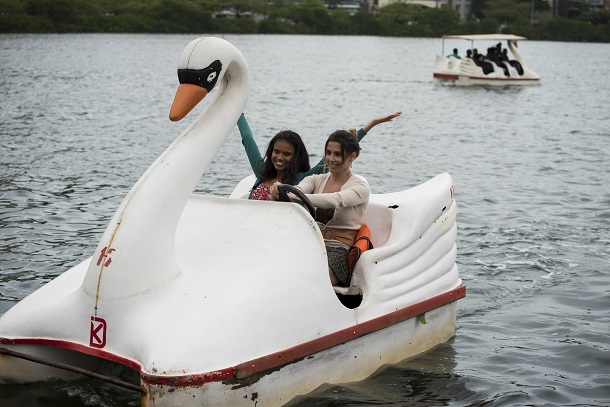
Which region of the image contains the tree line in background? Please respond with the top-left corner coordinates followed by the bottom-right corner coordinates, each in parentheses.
top-left (1, 0), bottom-right (609, 42)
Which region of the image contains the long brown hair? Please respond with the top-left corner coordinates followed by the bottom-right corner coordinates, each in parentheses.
top-left (325, 129), bottom-right (361, 162)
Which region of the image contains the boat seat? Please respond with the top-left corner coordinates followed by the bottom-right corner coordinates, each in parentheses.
top-left (481, 60), bottom-right (495, 75)
top-left (332, 223), bottom-right (371, 295)
top-left (332, 201), bottom-right (393, 296)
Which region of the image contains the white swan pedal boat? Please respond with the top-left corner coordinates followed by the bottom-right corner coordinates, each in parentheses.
top-left (433, 34), bottom-right (541, 86)
top-left (0, 37), bottom-right (465, 406)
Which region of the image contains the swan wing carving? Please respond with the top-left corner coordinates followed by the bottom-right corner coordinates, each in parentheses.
top-left (82, 38), bottom-right (250, 304)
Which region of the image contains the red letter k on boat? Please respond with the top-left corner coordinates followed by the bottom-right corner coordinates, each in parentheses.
top-left (90, 316), bottom-right (107, 348)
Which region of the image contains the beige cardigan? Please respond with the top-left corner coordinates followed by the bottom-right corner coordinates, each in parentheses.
top-left (295, 173), bottom-right (370, 230)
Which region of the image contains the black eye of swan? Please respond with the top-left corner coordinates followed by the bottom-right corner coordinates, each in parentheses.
top-left (177, 60), bottom-right (222, 92)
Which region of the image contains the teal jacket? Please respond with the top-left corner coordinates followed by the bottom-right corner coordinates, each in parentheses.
top-left (237, 114), bottom-right (367, 198)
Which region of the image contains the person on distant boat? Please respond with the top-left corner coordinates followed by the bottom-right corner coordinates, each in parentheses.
top-left (472, 49), bottom-right (480, 64)
top-left (499, 48), bottom-right (512, 77)
top-left (237, 112), bottom-right (401, 200)
top-left (447, 48), bottom-right (461, 59)
top-left (484, 47), bottom-right (509, 76)
top-left (485, 47), bottom-right (498, 63)
top-left (496, 42), bottom-right (503, 56)
top-left (501, 48), bottom-right (510, 62)
top-left (466, 49), bottom-right (473, 59)
top-left (270, 129), bottom-right (369, 286)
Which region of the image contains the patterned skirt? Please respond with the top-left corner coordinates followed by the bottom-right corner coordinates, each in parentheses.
top-left (326, 245), bottom-right (350, 287)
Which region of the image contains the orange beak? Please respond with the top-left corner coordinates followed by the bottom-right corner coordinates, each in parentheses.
top-left (169, 84), bottom-right (208, 122)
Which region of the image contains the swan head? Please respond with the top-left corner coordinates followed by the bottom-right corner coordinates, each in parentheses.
top-left (169, 38), bottom-right (228, 122)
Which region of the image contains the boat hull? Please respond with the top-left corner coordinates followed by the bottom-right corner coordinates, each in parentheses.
top-left (0, 172), bottom-right (463, 404)
top-left (433, 73), bottom-right (540, 87)
top-left (0, 343), bottom-right (106, 382)
top-left (142, 300), bottom-right (459, 407)
top-left (0, 287), bottom-right (463, 406)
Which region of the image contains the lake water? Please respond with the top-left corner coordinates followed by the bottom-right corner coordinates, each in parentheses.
top-left (0, 33), bottom-right (609, 406)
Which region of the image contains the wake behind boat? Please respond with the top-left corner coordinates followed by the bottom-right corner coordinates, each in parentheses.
top-left (433, 34), bottom-right (541, 86)
top-left (0, 37), bottom-right (465, 406)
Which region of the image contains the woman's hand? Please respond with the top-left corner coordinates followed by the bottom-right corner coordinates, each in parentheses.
top-left (269, 181), bottom-right (281, 201)
top-left (363, 111), bottom-right (402, 133)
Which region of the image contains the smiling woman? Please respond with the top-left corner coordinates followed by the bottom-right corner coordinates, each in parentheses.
top-left (285, 130), bottom-right (370, 286)
top-left (238, 116), bottom-right (311, 200)
top-left (237, 112), bottom-right (401, 200)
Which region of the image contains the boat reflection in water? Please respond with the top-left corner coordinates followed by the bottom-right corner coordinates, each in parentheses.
top-left (0, 37), bottom-right (465, 406)
top-left (291, 339), bottom-right (476, 405)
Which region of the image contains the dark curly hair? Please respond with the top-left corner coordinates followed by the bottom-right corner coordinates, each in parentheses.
top-left (259, 130), bottom-right (310, 185)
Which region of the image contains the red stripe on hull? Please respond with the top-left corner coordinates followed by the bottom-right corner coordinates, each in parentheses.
top-left (463, 76), bottom-right (539, 81)
top-left (0, 336), bottom-right (143, 371)
top-left (0, 285), bottom-right (465, 387)
top-left (433, 73), bottom-right (459, 80)
top-left (235, 284), bottom-right (465, 379)
top-left (434, 73), bottom-right (539, 82)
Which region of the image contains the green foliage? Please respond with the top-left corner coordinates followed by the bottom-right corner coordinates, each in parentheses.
top-left (377, 5), bottom-right (461, 37)
top-left (219, 16), bottom-right (257, 33)
top-left (141, 0), bottom-right (212, 33)
top-left (470, 0), bottom-right (485, 19)
top-left (258, 18), bottom-right (293, 34)
top-left (378, 3), bottom-right (425, 25)
top-left (26, 0), bottom-right (99, 22)
top-left (532, 0), bottom-right (550, 12)
top-left (0, 14), bottom-right (54, 32)
top-left (540, 17), bottom-right (602, 41)
top-left (328, 10), bottom-right (358, 35)
top-left (287, 0), bottom-right (337, 34)
top-left (0, 0), bottom-right (607, 42)
top-left (214, 0), bottom-right (266, 17)
top-left (556, 0), bottom-right (589, 18)
top-left (482, 0), bottom-right (530, 24)
top-left (478, 17), bottom-right (501, 33)
top-left (451, 17), bottom-right (500, 34)
top-left (506, 19), bottom-right (541, 38)
top-left (377, 3), bottom-right (437, 36)
top-left (579, 10), bottom-right (610, 25)
top-left (0, 0), bottom-right (28, 14)
top-left (351, 11), bottom-right (385, 35)
top-left (419, 7), bottom-right (459, 37)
